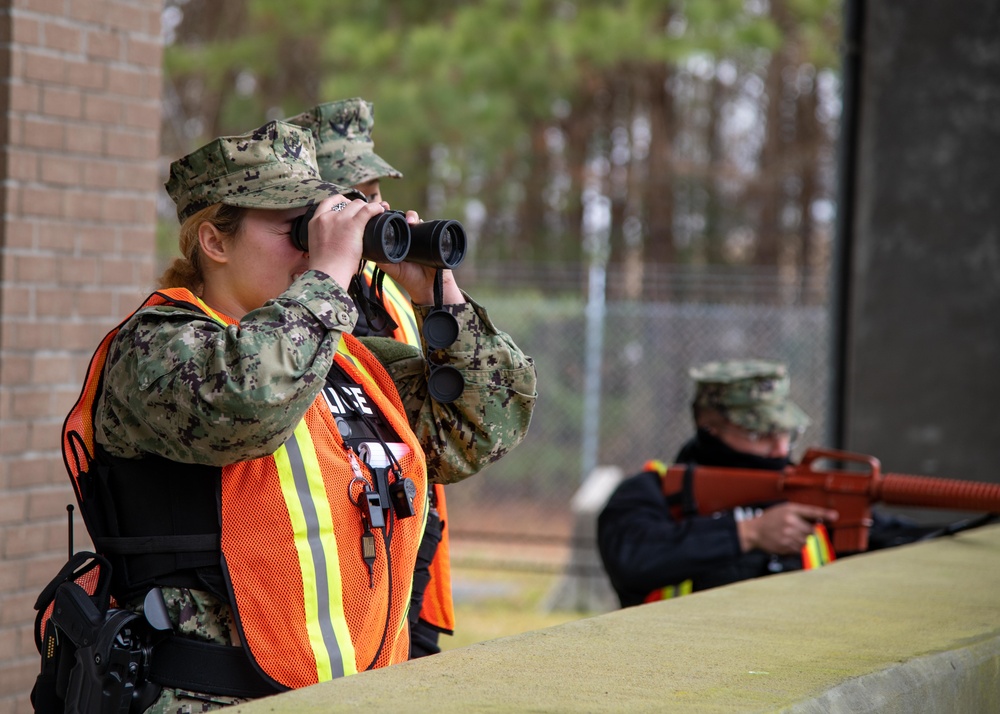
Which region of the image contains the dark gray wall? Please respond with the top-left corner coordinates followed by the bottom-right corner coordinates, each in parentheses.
top-left (841, 2), bottom-right (1000, 483)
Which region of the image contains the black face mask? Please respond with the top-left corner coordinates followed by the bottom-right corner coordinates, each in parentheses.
top-left (682, 428), bottom-right (791, 471)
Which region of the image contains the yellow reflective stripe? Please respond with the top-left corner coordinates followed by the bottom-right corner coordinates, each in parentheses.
top-left (653, 579), bottom-right (693, 600)
top-left (801, 527), bottom-right (834, 570)
top-left (192, 296), bottom-right (229, 326)
top-left (275, 421), bottom-right (357, 679)
top-left (336, 338), bottom-right (380, 390)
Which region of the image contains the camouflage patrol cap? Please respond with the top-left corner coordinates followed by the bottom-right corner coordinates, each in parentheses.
top-left (286, 98), bottom-right (403, 187)
top-left (165, 120), bottom-right (354, 223)
top-left (690, 359), bottom-right (811, 434)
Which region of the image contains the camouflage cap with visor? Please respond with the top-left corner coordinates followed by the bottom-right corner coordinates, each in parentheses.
top-left (690, 359), bottom-right (811, 435)
top-left (165, 120), bottom-right (359, 223)
top-left (286, 98), bottom-right (403, 187)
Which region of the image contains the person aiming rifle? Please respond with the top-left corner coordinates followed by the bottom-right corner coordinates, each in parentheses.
top-left (597, 359), bottom-right (948, 608)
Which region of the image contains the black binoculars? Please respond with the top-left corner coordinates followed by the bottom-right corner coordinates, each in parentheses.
top-left (290, 205), bottom-right (467, 270)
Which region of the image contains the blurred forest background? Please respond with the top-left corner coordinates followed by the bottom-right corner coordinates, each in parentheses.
top-left (156, 0), bottom-right (844, 623)
top-left (159, 0), bottom-right (841, 300)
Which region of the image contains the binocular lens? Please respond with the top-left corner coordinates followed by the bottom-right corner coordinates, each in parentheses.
top-left (364, 211), bottom-right (410, 263)
top-left (407, 220), bottom-right (467, 269)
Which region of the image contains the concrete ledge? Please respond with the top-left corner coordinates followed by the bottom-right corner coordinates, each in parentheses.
top-left (233, 524), bottom-right (1000, 713)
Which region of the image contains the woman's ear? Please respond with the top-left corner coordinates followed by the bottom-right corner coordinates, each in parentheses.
top-left (198, 221), bottom-right (228, 265)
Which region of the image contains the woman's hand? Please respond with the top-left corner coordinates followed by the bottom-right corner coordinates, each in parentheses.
top-left (376, 209), bottom-right (466, 306)
top-left (306, 196), bottom-right (386, 290)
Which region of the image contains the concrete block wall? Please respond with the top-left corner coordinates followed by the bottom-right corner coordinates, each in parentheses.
top-left (0, 2), bottom-right (162, 710)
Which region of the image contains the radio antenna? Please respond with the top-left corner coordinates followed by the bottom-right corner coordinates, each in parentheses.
top-left (66, 504), bottom-right (74, 559)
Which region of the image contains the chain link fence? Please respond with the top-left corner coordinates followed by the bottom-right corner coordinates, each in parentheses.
top-left (444, 262), bottom-right (833, 576)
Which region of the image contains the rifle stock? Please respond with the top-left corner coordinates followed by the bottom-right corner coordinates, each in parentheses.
top-left (663, 447), bottom-right (1000, 553)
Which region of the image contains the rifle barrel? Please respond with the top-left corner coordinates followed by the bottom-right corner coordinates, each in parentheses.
top-left (879, 473), bottom-right (1000, 512)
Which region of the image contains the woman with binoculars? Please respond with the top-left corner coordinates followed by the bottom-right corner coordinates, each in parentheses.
top-left (54, 118), bottom-right (536, 712)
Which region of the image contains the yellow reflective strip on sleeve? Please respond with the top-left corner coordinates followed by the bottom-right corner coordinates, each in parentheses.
top-left (275, 422), bottom-right (357, 679)
top-left (679, 579), bottom-right (693, 596)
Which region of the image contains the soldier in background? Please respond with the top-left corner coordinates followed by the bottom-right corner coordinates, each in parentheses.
top-left (288, 98), bottom-right (455, 658)
top-left (597, 359), bottom-right (935, 608)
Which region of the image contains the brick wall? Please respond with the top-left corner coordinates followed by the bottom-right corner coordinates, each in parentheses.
top-left (0, 2), bottom-right (162, 710)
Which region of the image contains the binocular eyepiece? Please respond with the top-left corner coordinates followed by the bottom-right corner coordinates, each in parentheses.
top-left (290, 205), bottom-right (467, 270)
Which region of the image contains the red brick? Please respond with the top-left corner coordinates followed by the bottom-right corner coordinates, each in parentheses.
top-left (64, 190), bottom-right (104, 221)
top-left (101, 194), bottom-right (135, 223)
top-left (106, 1), bottom-right (146, 33)
top-left (77, 225), bottom-right (118, 253)
top-left (20, 186), bottom-right (66, 218)
top-left (0, 286), bottom-right (32, 317)
top-left (106, 130), bottom-right (156, 160)
top-left (10, 389), bottom-right (59, 420)
top-left (26, 489), bottom-right (74, 521)
top-left (23, 551), bottom-right (74, 591)
top-left (20, 0), bottom-right (65, 14)
top-left (9, 15), bottom-right (41, 45)
top-left (99, 257), bottom-right (138, 285)
top-left (80, 92), bottom-right (121, 123)
top-left (20, 49), bottom-right (64, 84)
top-left (41, 21), bottom-right (83, 54)
top-left (57, 323), bottom-right (111, 354)
top-left (126, 35), bottom-right (162, 68)
top-left (6, 149), bottom-right (37, 182)
top-left (77, 289), bottom-right (118, 316)
top-left (123, 100), bottom-right (159, 129)
top-left (12, 254), bottom-right (57, 282)
top-left (35, 222), bottom-right (77, 252)
top-left (84, 27), bottom-right (121, 61)
top-left (27, 420), bottom-right (62, 451)
top-left (7, 457), bottom-right (62, 490)
top-left (82, 159), bottom-right (118, 189)
top-left (3, 220), bottom-right (35, 249)
top-left (0, 493), bottom-right (28, 525)
top-left (57, 254), bottom-right (98, 285)
top-left (41, 86), bottom-right (83, 119)
top-left (65, 0), bottom-right (109, 24)
top-left (66, 58), bottom-right (106, 90)
top-left (21, 118), bottom-right (64, 151)
top-left (107, 66), bottom-right (144, 98)
top-left (39, 154), bottom-right (84, 185)
top-left (67, 123), bottom-right (103, 155)
top-left (2, 522), bottom-right (49, 560)
top-left (8, 82), bottom-right (40, 112)
top-left (29, 355), bottom-right (75, 385)
top-left (0, 558), bottom-right (22, 592)
top-left (8, 321), bottom-right (61, 351)
top-left (0, 423), bottom-right (30, 455)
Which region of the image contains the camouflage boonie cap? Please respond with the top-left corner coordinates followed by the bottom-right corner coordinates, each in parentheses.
top-left (690, 359), bottom-right (811, 434)
top-left (165, 120), bottom-right (354, 223)
top-left (286, 98), bottom-right (403, 186)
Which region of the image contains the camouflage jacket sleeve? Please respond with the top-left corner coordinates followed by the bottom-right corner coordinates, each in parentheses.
top-left (361, 293), bottom-right (537, 485)
top-left (96, 271), bottom-right (357, 465)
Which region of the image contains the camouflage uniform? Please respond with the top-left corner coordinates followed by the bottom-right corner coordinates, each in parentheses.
top-left (93, 120), bottom-right (536, 710)
top-left (690, 359), bottom-right (811, 435)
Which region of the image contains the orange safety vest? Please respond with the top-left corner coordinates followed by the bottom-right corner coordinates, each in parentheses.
top-left (642, 459), bottom-right (835, 603)
top-left (62, 288), bottom-right (428, 689)
top-left (362, 264), bottom-right (456, 635)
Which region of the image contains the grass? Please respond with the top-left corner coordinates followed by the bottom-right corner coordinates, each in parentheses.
top-left (438, 567), bottom-right (591, 652)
